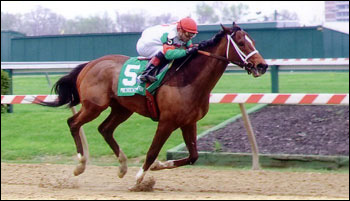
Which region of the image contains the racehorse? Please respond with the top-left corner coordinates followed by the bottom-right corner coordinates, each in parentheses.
top-left (39, 22), bottom-right (268, 185)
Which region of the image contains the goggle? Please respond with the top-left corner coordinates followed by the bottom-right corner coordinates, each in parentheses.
top-left (184, 31), bottom-right (196, 39)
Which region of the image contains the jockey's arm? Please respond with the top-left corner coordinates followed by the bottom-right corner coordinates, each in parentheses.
top-left (160, 33), bottom-right (193, 60)
top-left (162, 45), bottom-right (186, 60)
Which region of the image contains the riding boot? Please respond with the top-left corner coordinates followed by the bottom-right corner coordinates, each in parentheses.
top-left (139, 52), bottom-right (167, 83)
top-left (139, 60), bottom-right (158, 83)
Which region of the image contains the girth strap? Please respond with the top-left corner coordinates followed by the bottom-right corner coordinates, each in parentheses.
top-left (145, 83), bottom-right (159, 121)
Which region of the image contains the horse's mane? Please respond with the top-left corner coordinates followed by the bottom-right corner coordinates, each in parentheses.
top-left (198, 24), bottom-right (241, 50)
top-left (197, 30), bottom-right (225, 50)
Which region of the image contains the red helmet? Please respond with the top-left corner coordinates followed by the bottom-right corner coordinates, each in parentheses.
top-left (177, 17), bottom-right (198, 34)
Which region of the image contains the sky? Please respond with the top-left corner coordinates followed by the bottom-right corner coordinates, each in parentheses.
top-left (1, 1), bottom-right (326, 26)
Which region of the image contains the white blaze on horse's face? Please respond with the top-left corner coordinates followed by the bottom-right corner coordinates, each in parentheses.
top-left (243, 34), bottom-right (269, 76)
top-left (244, 35), bottom-right (255, 49)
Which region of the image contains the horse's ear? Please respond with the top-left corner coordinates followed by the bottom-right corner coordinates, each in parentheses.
top-left (232, 22), bottom-right (241, 32)
top-left (220, 23), bottom-right (230, 33)
top-left (233, 22), bottom-right (240, 28)
top-left (220, 23), bottom-right (225, 30)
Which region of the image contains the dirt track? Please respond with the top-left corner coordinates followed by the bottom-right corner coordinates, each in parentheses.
top-left (1, 162), bottom-right (349, 200)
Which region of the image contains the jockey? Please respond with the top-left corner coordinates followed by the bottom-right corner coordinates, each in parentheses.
top-left (136, 17), bottom-right (199, 83)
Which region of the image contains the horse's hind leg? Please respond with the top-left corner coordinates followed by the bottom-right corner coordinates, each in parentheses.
top-left (67, 101), bottom-right (106, 176)
top-left (98, 101), bottom-right (133, 178)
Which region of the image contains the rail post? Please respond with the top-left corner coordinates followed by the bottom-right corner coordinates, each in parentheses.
top-left (270, 65), bottom-right (279, 93)
top-left (238, 103), bottom-right (260, 170)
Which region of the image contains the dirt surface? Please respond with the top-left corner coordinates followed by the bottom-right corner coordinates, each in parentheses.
top-left (1, 162), bottom-right (349, 200)
top-left (1, 105), bottom-right (349, 199)
top-left (197, 105), bottom-right (349, 156)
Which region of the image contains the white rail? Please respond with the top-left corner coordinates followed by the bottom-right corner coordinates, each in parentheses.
top-left (2, 93), bottom-right (349, 105)
top-left (1, 58), bottom-right (349, 72)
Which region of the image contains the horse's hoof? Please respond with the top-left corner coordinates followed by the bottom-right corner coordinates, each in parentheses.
top-left (150, 161), bottom-right (161, 171)
top-left (118, 150), bottom-right (128, 178)
top-left (73, 154), bottom-right (87, 176)
top-left (150, 160), bottom-right (175, 171)
top-left (73, 164), bottom-right (85, 176)
top-left (118, 165), bottom-right (127, 178)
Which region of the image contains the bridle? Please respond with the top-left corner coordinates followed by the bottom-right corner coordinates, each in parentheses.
top-left (198, 30), bottom-right (259, 74)
top-left (226, 32), bottom-right (259, 68)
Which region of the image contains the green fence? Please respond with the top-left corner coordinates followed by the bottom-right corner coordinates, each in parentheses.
top-left (2, 22), bottom-right (349, 62)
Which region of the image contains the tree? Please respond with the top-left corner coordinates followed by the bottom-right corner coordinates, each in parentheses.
top-left (195, 2), bottom-right (219, 24)
top-left (21, 6), bottom-right (66, 36)
top-left (116, 11), bottom-right (148, 32)
top-left (63, 12), bottom-right (116, 34)
top-left (147, 13), bottom-right (178, 26)
top-left (276, 10), bottom-right (299, 21)
top-left (1, 12), bottom-right (23, 31)
top-left (2, 7), bottom-right (116, 36)
top-left (220, 3), bottom-right (249, 23)
top-left (261, 10), bottom-right (299, 22)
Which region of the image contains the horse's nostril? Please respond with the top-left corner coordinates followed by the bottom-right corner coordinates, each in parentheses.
top-left (257, 63), bottom-right (268, 69)
top-left (257, 63), bottom-right (268, 74)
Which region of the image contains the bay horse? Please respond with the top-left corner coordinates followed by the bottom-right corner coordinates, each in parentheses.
top-left (39, 23), bottom-right (268, 184)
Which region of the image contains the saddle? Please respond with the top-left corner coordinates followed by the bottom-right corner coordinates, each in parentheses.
top-left (117, 57), bottom-right (170, 121)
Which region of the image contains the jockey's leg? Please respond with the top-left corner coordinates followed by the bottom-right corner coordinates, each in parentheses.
top-left (139, 51), bottom-right (168, 83)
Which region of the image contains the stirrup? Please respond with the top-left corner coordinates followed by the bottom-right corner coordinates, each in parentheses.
top-left (140, 75), bottom-right (158, 83)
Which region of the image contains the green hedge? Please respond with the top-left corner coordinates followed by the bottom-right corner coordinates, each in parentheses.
top-left (1, 70), bottom-right (11, 113)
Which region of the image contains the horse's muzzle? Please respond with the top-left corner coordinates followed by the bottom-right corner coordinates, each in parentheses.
top-left (257, 63), bottom-right (268, 74)
top-left (244, 63), bottom-right (268, 77)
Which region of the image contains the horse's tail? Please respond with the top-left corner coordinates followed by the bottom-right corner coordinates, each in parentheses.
top-left (38, 62), bottom-right (88, 108)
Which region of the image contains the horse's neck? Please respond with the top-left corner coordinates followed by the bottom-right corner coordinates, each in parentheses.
top-left (164, 38), bottom-right (228, 99)
top-left (191, 42), bottom-right (228, 95)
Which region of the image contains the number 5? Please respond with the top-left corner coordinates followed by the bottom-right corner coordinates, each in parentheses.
top-left (122, 64), bottom-right (140, 86)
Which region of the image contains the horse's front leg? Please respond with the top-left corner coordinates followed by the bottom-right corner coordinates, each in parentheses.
top-left (135, 122), bottom-right (176, 184)
top-left (150, 123), bottom-right (198, 171)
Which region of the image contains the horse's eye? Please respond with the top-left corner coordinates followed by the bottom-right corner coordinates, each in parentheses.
top-left (238, 41), bottom-right (244, 46)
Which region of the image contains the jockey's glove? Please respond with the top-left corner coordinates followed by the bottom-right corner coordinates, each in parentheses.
top-left (198, 40), bottom-right (211, 50)
top-left (186, 47), bottom-right (198, 55)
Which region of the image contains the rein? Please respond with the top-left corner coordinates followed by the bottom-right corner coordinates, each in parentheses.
top-left (198, 50), bottom-right (230, 63)
top-left (198, 50), bottom-right (244, 67)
